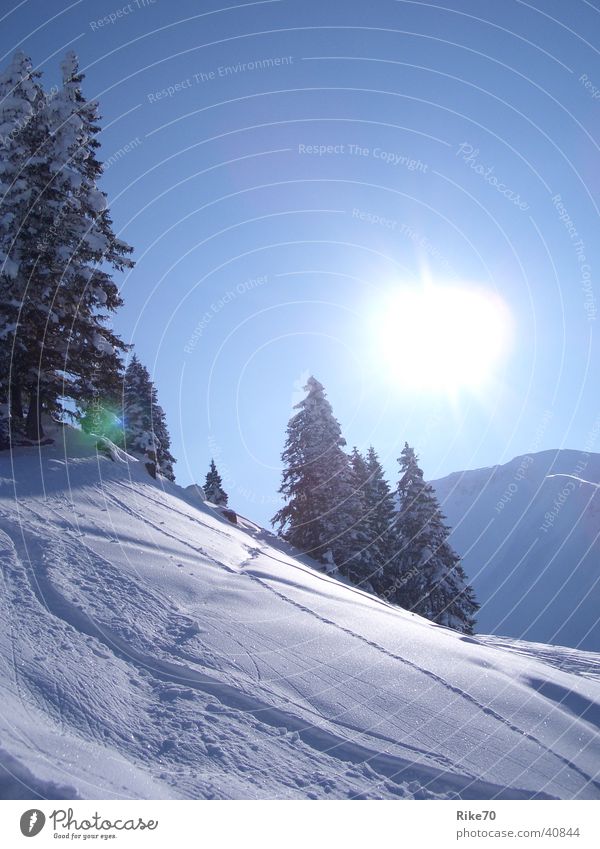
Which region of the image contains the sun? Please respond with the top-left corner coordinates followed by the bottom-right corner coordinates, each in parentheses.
top-left (374, 284), bottom-right (512, 394)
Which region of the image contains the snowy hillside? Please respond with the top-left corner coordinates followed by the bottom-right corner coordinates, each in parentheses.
top-left (0, 428), bottom-right (599, 800)
top-left (431, 450), bottom-right (600, 651)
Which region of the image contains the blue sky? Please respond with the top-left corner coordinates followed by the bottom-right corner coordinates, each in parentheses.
top-left (3, 0), bottom-right (599, 524)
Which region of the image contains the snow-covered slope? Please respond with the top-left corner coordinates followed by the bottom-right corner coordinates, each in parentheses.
top-left (1, 429), bottom-right (599, 800)
top-left (431, 450), bottom-right (600, 652)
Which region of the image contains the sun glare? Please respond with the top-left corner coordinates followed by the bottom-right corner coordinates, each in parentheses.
top-left (375, 284), bottom-right (512, 394)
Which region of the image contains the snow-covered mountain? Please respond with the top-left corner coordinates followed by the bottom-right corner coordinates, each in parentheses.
top-left (0, 428), bottom-right (599, 800)
top-left (432, 449), bottom-right (600, 652)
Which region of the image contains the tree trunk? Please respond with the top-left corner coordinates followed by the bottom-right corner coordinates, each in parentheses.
top-left (25, 386), bottom-right (44, 441)
top-left (10, 381), bottom-right (23, 420)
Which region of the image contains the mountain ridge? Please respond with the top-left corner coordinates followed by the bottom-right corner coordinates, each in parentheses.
top-left (431, 448), bottom-right (600, 651)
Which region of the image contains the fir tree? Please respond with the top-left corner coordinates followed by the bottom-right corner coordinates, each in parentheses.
top-left (46, 52), bottom-right (133, 426)
top-left (0, 405), bottom-right (9, 450)
top-left (204, 459), bottom-right (228, 505)
top-left (392, 443), bottom-right (479, 634)
top-left (122, 356), bottom-right (175, 481)
top-left (349, 447), bottom-right (369, 489)
top-left (272, 376), bottom-right (365, 577)
top-left (348, 447), bottom-right (380, 589)
top-left (363, 446), bottom-right (398, 595)
top-left (0, 52), bottom-right (48, 435)
top-left (346, 446), bottom-right (399, 594)
top-left (0, 51), bottom-right (133, 441)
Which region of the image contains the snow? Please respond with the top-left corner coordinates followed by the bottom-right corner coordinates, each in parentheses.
top-left (1, 257), bottom-right (19, 279)
top-left (92, 332), bottom-right (114, 355)
top-left (0, 427), bottom-right (599, 800)
top-left (94, 436), bottom-right (138, 465)
top-left (59, 52), bottom-right (78, 84)
top-left (546, 472), bottom-right (600, 489)
top-left (184, 483), bottom-right (207, 502)
top-left (88, 188), bottom-right (107, 214)
top-left (0, 322), bottom-right (17, 340)
top-left (432, 449), bottom-right (600, 651)
top-left (83, 231), bottom-right (108, 253)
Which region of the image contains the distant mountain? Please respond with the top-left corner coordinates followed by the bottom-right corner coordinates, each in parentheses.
top-left (431, 449), bottom-right (600, 651)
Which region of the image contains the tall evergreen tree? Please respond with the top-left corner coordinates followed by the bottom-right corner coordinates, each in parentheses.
top-left (0, 51), bottom-right (133, 441)
top-left (122, 356), bottom-right (175, 481)
top-left (363, 446), bottom-right (398, 595)
top-left (45, 52), bottom-right (133, 427)
top-left (204, 459), bottom-right (228, 505)
top-left (0, 52), bottom-right (49, 434)
top-left (392, 443), bottom-right (479, 634)
top-left (349, 447), bottom-right (369, 489)
top-left (0, 405), bottom-right (9, 450)
top-left (348, 447), bottom-right (380, 589)
top-left (347, 446), bottom-right (399, 594)
top-left (272, 376), bottom-right (365, 577)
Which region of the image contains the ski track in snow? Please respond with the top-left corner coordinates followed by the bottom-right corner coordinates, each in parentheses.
top-left (240, 547), bottom-right (600, 797)
top-left (1, 429), bottom-right (599, 800)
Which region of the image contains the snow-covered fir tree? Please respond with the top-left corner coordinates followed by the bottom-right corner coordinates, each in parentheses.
top-left (272, 377), bottom-right (366, 579)
top-left (0, 405), bottom-right (9, 450)
top-left (348, 447), bottom-right (381, 589)
top-left (392, 442), bottom-right (479, 634)
top-left (363, 446), bottom-right (398, 595)
top-left (0, 52), bottom-right (48, 434)
top-left (122, 356), bottom-right (175, 481)
top-left (349, 447), bottom-right (369, 491)
top-left (46, 52), bottom-right (133, 428)
top-left (204, 459), bottom-right (228, 505)
top-left (0, 51), bottom-right (133, 441)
